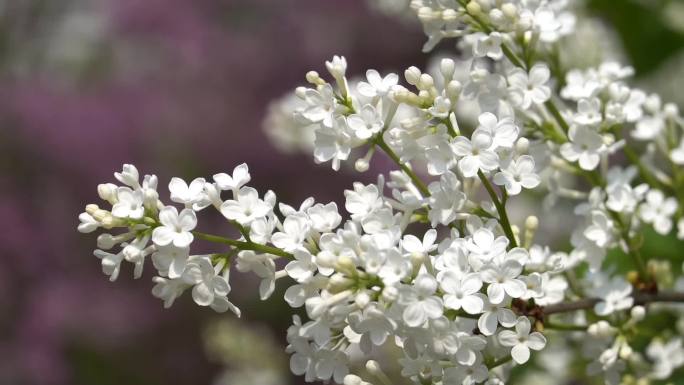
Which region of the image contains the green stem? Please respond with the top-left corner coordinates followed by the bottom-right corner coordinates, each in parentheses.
top-left (478, 170), bottom-right (518, 247)
top-left (374, 136), bottom-right (431, 197)
top-left (193, 231), bottom-right (293, 259)
top-left (444, 117), bottom-right (458, 137)
top-left (563, 270), bottom-right (585, 298)
top-left (229, 220), bottom-right (252, 242)
top-left (487, 355), bottom-right (512, 369)
top-left (607, 210), bottom-right (649, 281)
top-left (444, 309), bottom-right (480, 320)
top-left (623, 144), bottom-right (670, 192)
top-left (544, 100), bottom-right (570, 135)
top-left (501, 43), bottom-right (525, 69)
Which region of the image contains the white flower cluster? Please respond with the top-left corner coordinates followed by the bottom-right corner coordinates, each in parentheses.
top-left (80, 1), bottom-right (684, 384)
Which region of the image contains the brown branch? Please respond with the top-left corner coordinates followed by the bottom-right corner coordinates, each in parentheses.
top-left (541, 291), bottom-right (684, 316)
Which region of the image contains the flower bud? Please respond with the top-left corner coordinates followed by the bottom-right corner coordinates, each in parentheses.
top-left (382, 285), bottom-right (398, 302)
top-left (316, 252), bottom-right (336, 270)
top-left (405, 66), bottom-right (422, 85)
top-left (417, 7), bottom-right (436, 23)
top-left (355, 291), bottom-right (371, 308)
top-left (92, 208), bottom-right (110, 222)
top-left (101, 214), bottom-right (125, 229)
top-left (664, 103), bottom-right (679, 119)
top-left (295, 86), bottom-right (307, 99)
top-left (440, 58), bottom-right (456, 81)
top-left (123, 244), bottom-right (142, 262)
top-left (442, 8), bottom-right (458, 22)
top-left (355, 158), bottom-right (370, 173)
top-left (588, 321), bottom-right (615, 337)
top-left (489, 9), bottom-right (505, 25)
top-left (515, 137), bottom-right (529, 154)
top-left (501, 3), bottom-right (518, 19)
top-left (328, 273), bottom-right (354, 293)
top-left (630, 305), bottom-right (645, 321)
top-left (418, 73), bottom-right (434, 90)
top-left (619, 343), bottom-right (633, 359)
top-left (325, 55), bottom-right (347, 80)
top-left (115, 164), bottom-right (139, 187)
top-left (516, 14), bottom-right (533, 30)
top-left (475, 0), bottom-right (490, 12)
top-left (98, 183), bottom-right (118, 204)
top-left (86, 204), bottom-right (100, 216)
top-left (343, 375), bottom-right (363, 385)
top-left (446, 80), bottom-right (462, 99)
top-left (466, 1), bottom-right (481, 15)
top-left (335, 255), bottom-right (357, 276)
top-left (97, 233), bottom-right (117, 250)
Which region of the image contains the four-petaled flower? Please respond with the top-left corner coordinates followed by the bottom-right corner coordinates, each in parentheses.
top-left (498, 316), bottom-right (547, 364)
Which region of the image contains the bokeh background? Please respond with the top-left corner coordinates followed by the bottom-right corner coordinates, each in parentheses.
top-left (0, 1), bottom-right (683, 384)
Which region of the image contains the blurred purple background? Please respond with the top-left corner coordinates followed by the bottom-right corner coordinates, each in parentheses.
top-left (0, 1), bottom-right (424, 384)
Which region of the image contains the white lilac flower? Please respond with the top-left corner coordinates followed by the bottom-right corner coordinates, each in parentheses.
top-left (220, 186), bottom-right (271, 225)
top-left (152, 276), bottom-right (191, 308)
top-left (475, 112), bottom-right (519, 150)
top-left (285, 249), bottom-right (317, 283)
top-left (639, 189), bottom-right (677, 234)
top-left (298, 84), bottom-right (338, 127)
top-left (168, 177), bottom-right (206, 208)
top-left (183, 257), bottom-right (240, 315)
top-left (647, 339), bottom-right (684, 379)
top-left (114, 164), bottom-right (140, 188)
top-left (593, 278), bottom-right (633, 316)
top-left (480, 260), bottom-right (526, 304)
top-left (378, 249), bottom-right (412, 285)
top-left (235, 251), bottom-right (277, 300)
top-left (493, 155), bottom-right (541, 195)
top-left (670, 138), bottom-right (684, 165)
top-left (313, 115), bottom-right (359, 171)
top-left (439, 272), bottom-right (484, 314)
top-left (78, 212), bottom-right (99, 233)
top-left (507, 64), bottom-right (551, 109)
top-left (399, 273), bottom-right (444, 327)
top-left (574, 98), bottom-right (602, 127)
top-left (583, 210), bottom-right (615, 248)
top-left (271, 213), bottom-right (312, 252)
top-left (111, 187), bottom-right (145, 219)
top-left (477, 295), bottom-right (517, 336)
top-left (427, 172), bottom-right (467, 226)
top-left (466, 228), bottom-right (508, 270)
top-left (213, 163), bottom-right (251, 193)
top-left (451, 128), bottom-right (499, 177)
top-left (344, 182), bottom-right (383, 221)
top-left (152, 206), bottom-right (197, 248)
top-left (348, 304), bottom-right (395, 353)
top-left (93, 249), bottom-right (124, 282)
top-left (535, 274), bottom-right (569, 306)
top-left (347, 104), bottom-right (384, 140)
top-left (401, 229), bottom-right (437, 261)
top-left (357, 69), bottom-right (398, 98)
top-left (122, 236), bottom-right (152, 279)
top-left (325, 55), bottom-right (348, 80)
top-left (428, 96), bottom-right (452, 119)
top-left (473, 32), bottom-right (503, 60)
top-left (560, 126), bottom-right (605, 170)
top-left (306, 202), bottom-right (342, 233)
top-left (151, 244), bottom-right (190, 279)
top-left (498, 316), bottom-right (547, 364)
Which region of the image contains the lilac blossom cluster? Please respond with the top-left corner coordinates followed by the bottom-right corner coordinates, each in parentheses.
top-left (79, 1), bottom-right (684, 384)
